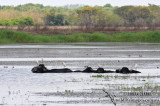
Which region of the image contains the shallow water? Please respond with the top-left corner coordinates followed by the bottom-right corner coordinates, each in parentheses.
top-left (0, 42), bottom-right (160, 106)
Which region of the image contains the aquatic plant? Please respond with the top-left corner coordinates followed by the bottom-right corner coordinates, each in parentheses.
top-left (144, 82), bottom-right (151, 89)
top-left (64, 90), bottom-right (73, 93)
top-left (131, 86), bottom-right (143, 91)
top-left (153, 84), bottom-right (160, 91)
top-left (114, 75), bottom-right (119, 79)
top-left (104, 75), bottom-right (110, 79)
top-left (91, 75), bottom-right (104, 78)
top-left (72, 78), bottom-right (77, 82)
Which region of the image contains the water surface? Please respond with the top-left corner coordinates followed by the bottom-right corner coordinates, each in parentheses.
top-left (0, 42), bottom-right (160, 106)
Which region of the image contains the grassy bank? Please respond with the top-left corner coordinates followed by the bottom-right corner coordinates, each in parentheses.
top-left (0, 29), bottom-right (160, 44)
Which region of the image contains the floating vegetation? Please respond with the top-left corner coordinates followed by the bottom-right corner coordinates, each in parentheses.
top-left (104, 75), bottom-right (110, 79)
top-left (114, 75), bottom-right (119, 79)
top-left (131, 86), bottom-right (143, 91)
top-left (91, 75), bottom-right (104, 78)
top-left (65, 90), bottom-right (73, 93)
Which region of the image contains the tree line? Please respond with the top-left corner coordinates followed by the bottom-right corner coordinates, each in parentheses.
top-left (0, 3), bottom-right (160, 26)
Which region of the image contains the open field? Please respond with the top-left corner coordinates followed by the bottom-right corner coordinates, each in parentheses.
top-left (0, 42), bottom-right (160, 105)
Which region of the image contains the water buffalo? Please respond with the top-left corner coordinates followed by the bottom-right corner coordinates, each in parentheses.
top-left (96, 67), bottom-right (115, 73)
top-left (47, 68), bottom-right (72, 73)
top-left (116, 67), bottom-right (141, 74)
top-left (79, 67), bottom-right (114, 73)
top-left (82, 67), bottom-right (95, 73)
top-left (31, 64), bottom-right (48, 73)
top-left (31, 64), bottom-right (72, 73)
top-left (31, 65), bottom-right (114, 73)
top-left (31, 65), bottom-right (141, 74)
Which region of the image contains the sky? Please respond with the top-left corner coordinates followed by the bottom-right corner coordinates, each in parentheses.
top-left (0, 0), bottom-right (160, 6)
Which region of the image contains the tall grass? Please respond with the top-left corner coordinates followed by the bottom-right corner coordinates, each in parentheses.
top-left (0, 29), bottom-right (160, 44)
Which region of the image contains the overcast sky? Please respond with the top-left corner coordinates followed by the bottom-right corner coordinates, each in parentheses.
top-left (0, 0), bottom-right (160, 6)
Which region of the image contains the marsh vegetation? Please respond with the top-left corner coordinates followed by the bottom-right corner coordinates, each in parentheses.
top-left (0, 29), bottom-right (160, 44)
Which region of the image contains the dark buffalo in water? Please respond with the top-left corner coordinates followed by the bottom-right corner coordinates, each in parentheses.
top-left (73, 67), bottom-right (115, 73)
top-left (31, 64), bottom-right (72, 73)
top-left (82, 67), bottom-right (95, 73)
top-left (47, 68), bottom-right (72, 73)
top-left (31, 64), bottom-right (48, 73)
top-left (31, 64), bottom-right (141, 74)
top-left (31, 65), bottom-right (114, 73)
top-left (116, 67), bottom-right (141, 74)
top-left (96, 67), bottom-right (115, 73)
top-left (82, 67), bottom-right (115, 73)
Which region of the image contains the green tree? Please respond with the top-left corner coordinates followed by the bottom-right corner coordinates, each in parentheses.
top-left (114, 6), bottom-right (154, 26)
top-left (54, 14), bottom-right (64, 25)
top-left (0, 17), bottom-right (34, 26)
top-left (104, 4), bottom-right (112, 7)
top-left (76, 6), bottom-right (121, 26)
top-left (76, 6), bottom-right (104, 26)
top-left (0, 19), bottom-right (10, 25)
top-left (23, 17), bottom-right (34, 25)
top-left (114, 6), bottom-right (133, 25)
top-left (43, 12), bottom-right (68, 25)
top-left (11, 18), bottom-right (19, 25)
top-left (128, 6), bottom-right (154, 24)
top-left (43, 12), bottom-right (55, 25)
top-left (148, 4), bottom-right (160, 26)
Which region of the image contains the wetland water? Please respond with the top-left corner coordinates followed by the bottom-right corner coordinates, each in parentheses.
top-left (0, 42), bottom-right (160, 106)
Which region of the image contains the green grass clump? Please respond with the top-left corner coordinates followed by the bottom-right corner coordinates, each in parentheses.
top-left (91, 75), bottom-right (104, 78)
top-left (154, 84), bottom-right (160, 91)
top-left (131, 86), bottom-right (143, 91)
top-left (0, 29), bottom-right (160, 44)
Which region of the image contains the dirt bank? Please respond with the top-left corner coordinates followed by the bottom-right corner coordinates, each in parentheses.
top-left (1, 26), bottom-right (160, 35)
